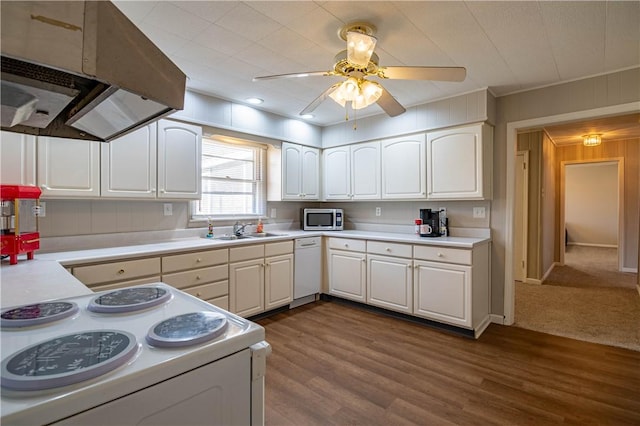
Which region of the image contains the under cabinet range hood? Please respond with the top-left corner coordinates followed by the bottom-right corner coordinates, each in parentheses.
top-left (1, 1), bottom-right (186, 142)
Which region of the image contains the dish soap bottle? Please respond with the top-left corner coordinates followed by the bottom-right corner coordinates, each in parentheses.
top-left (256, 218), bottom-right (264, 234)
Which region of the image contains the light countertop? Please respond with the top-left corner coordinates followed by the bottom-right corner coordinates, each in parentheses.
top-left (1, 229), bottom-right (490, 308)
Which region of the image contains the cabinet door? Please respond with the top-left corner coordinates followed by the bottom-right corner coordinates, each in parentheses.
top-left (381, 135), bottom-right (426, 199)
top-left (323, 146), bottom-right (351, 200)
top-left (351, 141), bottom-right (380, 200)
top-left (367, 254), bottom-right (412, 314)
top-left (328, 249), bottom-right (366, 302)
top-left (101, 123), bottom-right (157, 198)
top-left (157, 120), bottom-right (202, 199)
top-left (301, 146), bottom-right (320, 200)
top-left (37, 136), bottom-right (101, 198)
top-left (413, 260), bottom-right (471, 328)
top-left (265, 253), bottom-right (293, 310)
top-left (229, 258), bottom-right (264, 317)
top-left (426, 123), bottom-right (492, 200)
top-left (281, 142), bottom-right (302, 200)
top-left (0, 131), bottom-right (36, 185)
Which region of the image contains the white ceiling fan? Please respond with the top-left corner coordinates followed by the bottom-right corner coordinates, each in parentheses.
top-left (253, 22), bottom-right (467, 118)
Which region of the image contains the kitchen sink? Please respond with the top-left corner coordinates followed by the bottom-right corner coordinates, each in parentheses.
top-left (213, 234), bottom-right (253, 240)
top-left (249, 232), bottom-right (287, 238)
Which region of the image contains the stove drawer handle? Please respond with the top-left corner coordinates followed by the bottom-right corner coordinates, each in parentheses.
top-left (117, 269), bottom-right (125, 275)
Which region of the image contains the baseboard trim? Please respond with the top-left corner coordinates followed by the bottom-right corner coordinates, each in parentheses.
top-left (474, 315), bottom-right (492, 338)
top-left (567, 242), bottom-right (618, 248)
top-left (490, 314), bottom-right (505, 325)
top-left (525, 278), bottom-right (542, 285)
top-left (541, 262), bottom-right (557, 283)
top-left (637, 285), bottom-right (640, 297)
top-left (621, 267), bottom-right (638, 273)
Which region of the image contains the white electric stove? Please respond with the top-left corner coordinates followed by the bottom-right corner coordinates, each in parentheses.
top-left (0, 283), bottom-right (269, 425)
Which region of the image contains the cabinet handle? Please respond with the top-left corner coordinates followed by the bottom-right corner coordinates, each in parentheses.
top-left (196, 275), bottom-right (201, 280)
top-left (261, 263), bottom-right (265, 268)
top-left (196, 258), bottom-right (202, 263)
top-left (117, 269), bottom-right (125, 275)
top-left (361, 258), bottom-right (366, 263)
top-left (437, 252), bottom-right (444, 257)
top-left (407, 264), bottom-right (412, 269)
top-left (385, 247), bottom-right (391, 252)
top-left (196, 292), bottom-right (202, 298)
top-left (344, 243), bottom-right (349, 248)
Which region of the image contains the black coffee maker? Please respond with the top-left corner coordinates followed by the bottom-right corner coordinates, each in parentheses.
top-left (419, 209), bottom-right (440, 237)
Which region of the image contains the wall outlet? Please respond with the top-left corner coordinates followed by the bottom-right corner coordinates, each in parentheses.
top-left (473, 206), bottom-right (486, 219)
top-left (163, 203), bottom-right (173, 216)
top-left (375, 207), bottom-right (381, 217)
top-left (35, 202), bottom-right (45, 217)
top-left (270, 208), bottom-right (277, 219)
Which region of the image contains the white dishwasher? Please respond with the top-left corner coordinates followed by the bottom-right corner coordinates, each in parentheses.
top-left (292, 236), bottom-right (321, 307)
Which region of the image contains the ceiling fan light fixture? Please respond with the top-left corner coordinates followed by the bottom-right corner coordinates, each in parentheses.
top-left (329, 77), bottom-right (360, 106)
top-left (354, 80), bottom-right (382, 109)
top-left (346, 31), bottom-right (377, 68)
top-left (583, 134), bottom-right (602, 146)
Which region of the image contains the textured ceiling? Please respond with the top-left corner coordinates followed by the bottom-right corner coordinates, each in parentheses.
top-left (113, 1), bottom-right (640, 128)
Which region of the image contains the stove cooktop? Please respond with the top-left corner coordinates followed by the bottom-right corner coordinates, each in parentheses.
top-left (1, 283), bottom-right (265, 424)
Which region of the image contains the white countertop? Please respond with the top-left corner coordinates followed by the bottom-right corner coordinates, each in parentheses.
top-left (1, 229), bottom-right (490, 309)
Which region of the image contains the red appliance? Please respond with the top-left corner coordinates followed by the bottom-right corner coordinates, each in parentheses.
top-left (1, 185), bottom-right (41, 265)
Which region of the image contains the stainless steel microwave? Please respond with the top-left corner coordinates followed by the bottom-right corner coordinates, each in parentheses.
top-left (302, 208), bottom-right (344, 231)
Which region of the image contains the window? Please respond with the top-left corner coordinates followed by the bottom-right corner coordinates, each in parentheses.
top-left (191, 138), bottom-right (266, 220)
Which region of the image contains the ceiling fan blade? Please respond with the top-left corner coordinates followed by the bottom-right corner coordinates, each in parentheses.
top-left (377, 87), bottom-right (406, 117)
top-left (253, 71), bottom-right (331, 82)
top-left (379, 66), bottom-right (466, 82)
top-left (300, 83), bottom-right (341, 115)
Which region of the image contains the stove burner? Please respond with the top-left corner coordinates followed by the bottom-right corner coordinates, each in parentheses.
top-left (1, 330), bottom-right (138, 391)
top-left (146, 312), bottom-right (228, 348)
top-left (88, 286), bottom-right (171, 313)
top-left (1, 302), bottom-right (79, 328)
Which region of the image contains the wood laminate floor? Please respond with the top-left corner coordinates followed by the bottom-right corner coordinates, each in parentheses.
top-left (257, 301), bottom-right (640, 426)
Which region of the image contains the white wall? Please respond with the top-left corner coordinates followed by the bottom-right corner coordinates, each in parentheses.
top-left (565, 162), bottom-right (618, 247)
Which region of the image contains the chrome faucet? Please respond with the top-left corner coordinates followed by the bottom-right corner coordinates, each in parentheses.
top-left (233, 221), bottom-right (249, 236)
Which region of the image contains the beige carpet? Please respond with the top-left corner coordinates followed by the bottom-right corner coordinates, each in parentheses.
top-left (515, 246), bottom-right (640, 352)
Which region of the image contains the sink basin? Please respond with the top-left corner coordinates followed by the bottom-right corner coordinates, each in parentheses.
top-left (249, 232), bottom-right (286, 238)
top-left (213, 234), bottom-right (253, 240)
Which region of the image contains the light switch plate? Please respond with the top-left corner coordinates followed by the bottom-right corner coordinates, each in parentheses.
top-left (163, 203), bottom-right (173, 216)
top-left (473, 207), bottom-right (486, 219)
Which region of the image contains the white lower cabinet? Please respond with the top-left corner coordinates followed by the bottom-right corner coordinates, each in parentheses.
top-left (327, 238), bottom-right (367, 302)
top-left (413, 260), bottom-right (471, 327)
top-left (229, 241), bottom-right (293, 317)
top-left (72, 257), bottom-right (161, 292)
top-left (161, 248), bottom-right (229, 311)
top-left (366, 241), bottom-right (413, 314)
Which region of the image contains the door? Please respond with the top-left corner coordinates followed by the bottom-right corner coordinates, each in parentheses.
top-left (101, 123), bottom-right (157, 198)
top-left (37, 136), bottom-right (101, 197)
top-left (367, 254), bottom-right (412, 314)
top-left (413, 260), bottom-right (471, 327)
top-left (381, 135), bottom-right (426, 199)
top-left (0, 131), bottom-right (36, 185)
top-left (328, 249), bottom-right (366, 302)
top-left (157, 120), bottom-right (202, 199)
top-left (265, 254), bottom-right (293, 310)
top-left (351, 142), bottom-right (380, 199)
top-left (229, 259), bottom-right (264, 317)
top-left (323, 146), bottom-right (350, 199)
top-left (514, 152), bottom-right (528, 281)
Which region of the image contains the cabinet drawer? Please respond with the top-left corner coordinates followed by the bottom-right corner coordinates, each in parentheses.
top-left (367, 241), bottom-right (412, 258)
top-left (73, 258), bottom-right (161, 285)
top-left (162, 249), bottom-right (228, 273)
top-left (208, 295), bottom-right (229, 311)
top-left (229, 244), bottom-right (265, 262)
top-left (265, 240), bottom-right (293, 257)
top-left (183, 281), bottom-right (229, 301)
top-left (89, 276), bottom-right (162, 292)
top-left (328, 237), bottom-right (366, 252)
top-left (413, 246), bottom-right (472, 265)
top-left (161, 264), bottom-right (228, 289)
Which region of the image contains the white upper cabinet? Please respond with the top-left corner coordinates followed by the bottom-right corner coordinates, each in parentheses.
top-left (323, 141), bottom-right (380, 200)
top-left (426, 123), bottom-right (493, 200)
top-left (157, 120), bottom-right (202, 199)
top-left (37, 136), bottom-right (101, 198)
top-left (281, 142), bottom-right (319, 200)
top-left (0, 131), bottom-right (36, 186)
top-left (381, 134), bottom-right (426, 199)
top-left (101, 123), bottom-right (157, 198)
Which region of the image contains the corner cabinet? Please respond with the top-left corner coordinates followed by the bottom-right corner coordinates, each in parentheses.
top-left (426, 123), bottom-right (493, 200)
top-left (323, 141), bottom-right (380, 200)
top-left (157, 120), bottom-right (202, 199)
top-left (0, 131), bottom-right (36, 186)
top-left (37, 136), bottom-right (101, 198)
top-left (281, 142), bottom-right (320, 200)
top-left (380, 134), bottom-right (426, 199)
top-left (101, 123), bottom-right (157, 198)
